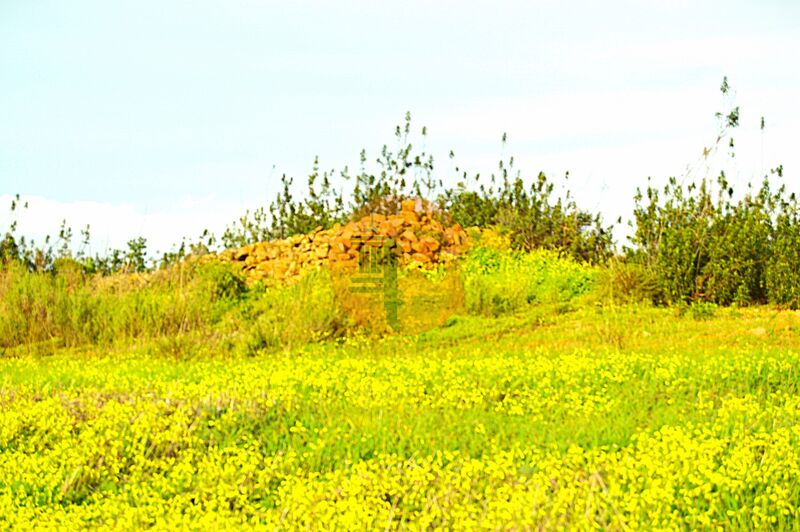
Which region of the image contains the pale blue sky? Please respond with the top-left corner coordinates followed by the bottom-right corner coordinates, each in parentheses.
top-left (2, 1), bottom-right (799, 253)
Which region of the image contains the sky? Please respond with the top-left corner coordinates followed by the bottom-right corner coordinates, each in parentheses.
top-left (2, 0), bottom-right (799, 256)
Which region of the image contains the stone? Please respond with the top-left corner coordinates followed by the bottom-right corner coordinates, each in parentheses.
top-left (420, 236), bottom-right (440, 252)
top-left (213, 209), bottom-right (477, 284)
top-left (401, 211), bottom-right (418, 224)
top-left (379, 220), bottom-right (399, 238)
top-left (316, 244), bottom-right (330, 259)
top-left (401, 230), bottom-right (417, 242)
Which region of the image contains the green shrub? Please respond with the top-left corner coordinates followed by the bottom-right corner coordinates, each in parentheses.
top-left (627, 79), bottom-right (795, 307)
top-left (446, 172), bottom-right (613, 263)
top-left (766, 205), bottom-right (800, 309)
top-left (218, 115), bottom-right (612, 264)
top-left (690, 301), bottom-right (718, 321)
top-left (0, 260), bottom-right (249, 351)
top-left (630, 171), bottom-right (796, 307)
top-left (225, 269), bottom-right (348, 355)
top-left (461, 247), bottom-right (595, 317)
top-left (593, 259), bottom-right (659, 305)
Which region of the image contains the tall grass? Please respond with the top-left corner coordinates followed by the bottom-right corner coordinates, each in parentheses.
top-left (0, 247), bottom-right (597, 355)
top-left (0, 260), bottom-right (245, 352)
top-left (222, 269), bottom-right (349, 355)
top-left (460, 247), bottom-right (596, 316)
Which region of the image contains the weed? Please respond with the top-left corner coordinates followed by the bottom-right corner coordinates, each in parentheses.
top-left (690, 301), bottom-right (718, 321)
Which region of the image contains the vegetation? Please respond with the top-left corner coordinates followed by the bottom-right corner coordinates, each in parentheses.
top-left (217, 114), bottom-right (613, 263)
top-left (461, 246), bottom-right (595, 316)
top-left (4, 79), bottom-right (788, 306)
top-left (628, 78), bottom-right (799, 306)
top-left (2, 77), bottom-right (799, 528)
top-left (2, 304), bottom-right (800, 528)
top-left (0, 242), bottom-right (594, 355)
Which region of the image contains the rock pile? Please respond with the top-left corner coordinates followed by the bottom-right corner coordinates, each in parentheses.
top-left (215, 199), bottom-right (470, 284)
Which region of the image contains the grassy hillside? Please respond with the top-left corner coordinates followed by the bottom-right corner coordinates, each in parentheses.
top-left (0, 245), bottom-right (594, 354)
top-left (3, 78), bottom-right (798, 529)
top-left (2, 246), bottom-right (800, 529)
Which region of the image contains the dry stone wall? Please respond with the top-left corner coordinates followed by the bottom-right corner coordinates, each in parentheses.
top-left (215, 199), bottom-right (470, 284)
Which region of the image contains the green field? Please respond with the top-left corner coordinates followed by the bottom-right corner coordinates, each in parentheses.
top-left (3, 9), bottom-right (797, 530)
top-left (2, 273), bottom-right (800, 530)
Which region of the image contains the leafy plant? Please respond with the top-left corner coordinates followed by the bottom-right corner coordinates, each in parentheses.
top-left (460, 247), bottom-right (596, 317)
top-left (690, 301), bottom-right (718, 321)
top-left (627, 77), bottom-right (797, 307)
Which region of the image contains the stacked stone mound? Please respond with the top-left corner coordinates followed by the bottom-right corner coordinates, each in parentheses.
top-left (216, 199), bottom-right (469, 284)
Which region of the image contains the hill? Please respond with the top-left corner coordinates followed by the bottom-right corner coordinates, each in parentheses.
top-left (2, 231), bottom-right (800, 528)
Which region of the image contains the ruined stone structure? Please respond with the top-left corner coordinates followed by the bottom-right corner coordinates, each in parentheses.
top-left (214, 199), bottom-right (469, 284)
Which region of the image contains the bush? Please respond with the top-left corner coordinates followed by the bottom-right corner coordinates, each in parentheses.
top-left (225, 269), bottom-right (349, 354)
top-left (627, 78), bottom-right (797, 307)
top-left (447, 172), bottom-right (613, 263)
top-left (690, 301), bottom-right (718, 321)
top-left (219, 115), bottom-right (612, 265)
top-left (766, 204), bottom-right (800, 308)
top-left (460, 247), bottom-right (596, 317)
top-left (629, 171), bottom-right (797, 307)
top-left (0, 260), bottom-right (249, 351)
top-left (593, 259), bottom-right (659, 305)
